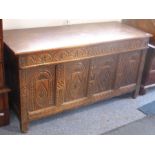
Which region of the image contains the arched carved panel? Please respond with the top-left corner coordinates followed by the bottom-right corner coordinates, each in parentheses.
top-left (88, 55), bottom-right (117, 95)
top-left (35, 72), bottom-right (51, 108)
top-left (25, 66), bottom-right (55, 111)
top-left (64, 60), bottom-right (89, 102)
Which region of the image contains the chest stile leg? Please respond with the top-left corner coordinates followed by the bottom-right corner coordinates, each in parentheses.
top-left (132, 50), bottom-right (147, 98)
top-left (19, 69), bottom-right (29, 133)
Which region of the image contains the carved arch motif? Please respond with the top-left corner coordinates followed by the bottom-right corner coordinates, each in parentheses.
top-left (26, 66), bottom-right (55, 111)
top-left (34, 71), bottom-right (51, 108)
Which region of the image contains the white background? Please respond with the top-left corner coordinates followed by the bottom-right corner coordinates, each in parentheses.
top-left (3, 19), bottom-right (121, 30)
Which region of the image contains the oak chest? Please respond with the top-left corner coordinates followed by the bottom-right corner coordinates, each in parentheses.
top-left (4, 22), bottom-right (151, 132)
top-left (0, 19), bottom-right (10, 126)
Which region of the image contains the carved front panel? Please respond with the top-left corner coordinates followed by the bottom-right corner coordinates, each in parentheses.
top-left (22, 65), bottom-right (56, 111)
top-left (64, 60), bottom-right (89, 102)
top-left (88, 56), bottom-right (117, 95)
top-left (115, 51), bottom-right (141, 88)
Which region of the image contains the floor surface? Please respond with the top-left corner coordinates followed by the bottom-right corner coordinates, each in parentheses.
top-left (105, 115), bottom-right (155, 135)
top-left (0, 88), bottom-right (155, 135)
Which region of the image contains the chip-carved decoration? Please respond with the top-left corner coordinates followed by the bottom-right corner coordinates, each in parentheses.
top-left (56, 64), bottom-right (65, 106)
top-left (19, 39), bottom-right (148, 69)
top-left (35, 73), bottom-right (50, 107)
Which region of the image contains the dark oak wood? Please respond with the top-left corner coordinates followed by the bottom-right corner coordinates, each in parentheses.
top-left (0, 19), bottom-right (10, 127)
top-left (122, 20), bottom-right (155, 95)
top-left (3, 22), bottom-right (151, 132)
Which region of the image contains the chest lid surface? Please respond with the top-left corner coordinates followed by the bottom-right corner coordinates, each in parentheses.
top-left (4, 21), bottom-right (151, 55)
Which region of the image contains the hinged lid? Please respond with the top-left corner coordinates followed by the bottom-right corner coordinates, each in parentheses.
top-left (4, 21), bottom-right (152, 55)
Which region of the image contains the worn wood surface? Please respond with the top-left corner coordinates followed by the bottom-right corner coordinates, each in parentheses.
top-left (4, 22), bottom-right (150, 132)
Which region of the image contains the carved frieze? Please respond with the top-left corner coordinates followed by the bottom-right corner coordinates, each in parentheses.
top-left (19, 39), bottom-right (148, 69)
